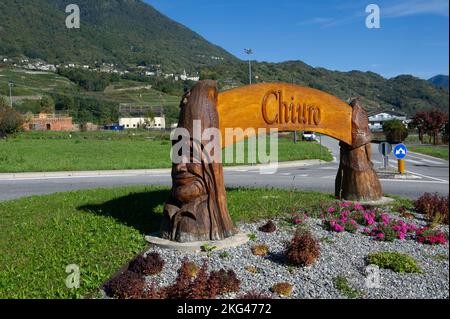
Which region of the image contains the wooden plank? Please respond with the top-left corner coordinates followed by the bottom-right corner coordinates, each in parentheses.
top-left (217, 83), bottom-right (353, 148)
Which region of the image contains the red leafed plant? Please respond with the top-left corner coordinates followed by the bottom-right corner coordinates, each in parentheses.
top-left (128, 252), bottom-right (165, 276)
top-left (414, 193), bottom-right (449, 225)
top-left (208, 269), bottom-right (241, 295)
top-left (258, 220), bottom-right (277, 233)
top-left (103, 271), bottom-right (146, 299)
top-left (284, 229), bottom-right (320, 267)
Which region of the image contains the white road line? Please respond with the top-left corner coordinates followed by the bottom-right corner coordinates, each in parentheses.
top-left (372, 160), bottom-right (382, 164)
top-left (405, 170), bottom-right (449, 183)
top-left (420, 158), bottom-right (445, 165)
top-left (404, 159), bottom-right (423, 164)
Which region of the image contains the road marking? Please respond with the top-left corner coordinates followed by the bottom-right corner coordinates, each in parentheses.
top-left (420, 158), bottom-right (445, 165)
top-left (404, 159), bottom-right (423, 164)
top-left (405, 170), bottom-right (449, 183)
top-left (372, 160), bottom-right (382, 164)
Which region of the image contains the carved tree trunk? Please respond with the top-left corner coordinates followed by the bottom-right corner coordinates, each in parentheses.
top-left (160, 80), bottom-right (237, 242)
top-left (335, 99), bottom-right (382, 201)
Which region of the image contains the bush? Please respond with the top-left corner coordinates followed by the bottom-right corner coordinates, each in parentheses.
top-left (103, 271), bottom-right (146, 299)
top-left (251, 244), bottom-right (269, 256)
top-left (367, 252), bottom-right (422, 273)
top-left (414, 193), bottom-right (449, 225)
top-left (258, 220), bottom-right (277, 233)
top-left (271, 282), bottom-right (294, 297)
top-left (284, 230), bottom-right (320, 267)
top-left (383, 119), bottom-right (408, 143)
top-left (0, 97), bottom-right (24, 137)
top-left (127, 252), bottom-right (165, 276)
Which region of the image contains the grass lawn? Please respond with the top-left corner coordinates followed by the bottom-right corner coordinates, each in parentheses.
top-left (408, 145), bottom-right (449, 160)
top-left (0, 131), bottom-right (332, 173)
top-left (0, 186), bottom-right (409, 299)
top-left (0, 186), bottom-right (337, 299)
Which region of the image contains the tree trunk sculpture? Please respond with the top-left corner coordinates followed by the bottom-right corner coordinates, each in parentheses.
top-left (335, 98), bottom-right (383, 201)
top-left (160, 80), bottom-right (237, 242)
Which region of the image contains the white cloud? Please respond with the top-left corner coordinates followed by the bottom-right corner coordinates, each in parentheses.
top-left (383, 0), bottom-right (449, 18)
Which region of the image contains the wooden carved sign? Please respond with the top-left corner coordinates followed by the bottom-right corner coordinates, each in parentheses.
top-left (161, 81), bottom-right (382, 243)
top-left (217, 83), bottom-right (353, 148)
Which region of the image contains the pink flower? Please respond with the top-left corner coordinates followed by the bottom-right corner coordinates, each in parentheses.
top-left (377, 233), bottom-right (385, 240)
top-left (399, 232), bottom-right (405, 240)
top-left (327, 207), bottom-right (336, 213)
top-left (333, 224), bottom-right (345, 232)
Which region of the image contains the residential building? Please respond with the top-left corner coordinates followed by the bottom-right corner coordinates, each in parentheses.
top-left (23, 113), bottom-right (73, 131)
top-left (367, 109), bottom-right (407, 132)
top-left (119, 116), bottom-right (166, 129)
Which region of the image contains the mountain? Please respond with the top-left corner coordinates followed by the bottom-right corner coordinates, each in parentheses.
top-left (428, 75), bottom-right (449, 91)
top-left (0, 0), bottom-right (237, 72)
top-left (200, 61), bottom-right (449, 115)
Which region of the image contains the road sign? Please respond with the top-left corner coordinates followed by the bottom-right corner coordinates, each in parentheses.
top-left (393, 143), bottom-right (408, 160)
top-left (378, 142), bottom-right (392, 156)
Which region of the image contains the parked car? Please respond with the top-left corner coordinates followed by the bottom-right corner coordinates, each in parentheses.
top-left (302, 131), bottom-right (316, 141)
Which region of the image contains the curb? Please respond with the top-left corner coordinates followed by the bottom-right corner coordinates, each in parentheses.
top-left (0, 159), bottom-right (324, 180)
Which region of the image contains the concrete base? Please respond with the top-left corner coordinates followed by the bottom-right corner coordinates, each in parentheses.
top-left (145, 232), bottom-right (249, 252)
top-left (349, 196), bottom-right (395, 206)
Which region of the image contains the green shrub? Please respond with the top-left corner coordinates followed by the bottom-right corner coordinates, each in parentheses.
top-left (383, 119), bottom-right (409, 143)
top-left (333, 276), bottom-right (362, 299)
top-left (367, 252), bottom-right (422, 273)
top-left (0, 97), bottom-right (24, 137)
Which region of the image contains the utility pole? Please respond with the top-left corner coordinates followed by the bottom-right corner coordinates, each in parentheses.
top-left (8, 81), bottom-right (14, 107)
top-left (244, 48), bottom-right (253, 85)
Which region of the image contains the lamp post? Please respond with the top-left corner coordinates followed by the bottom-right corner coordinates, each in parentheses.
top-left (8, 81), bottom-right (14, 107)
top-left (244, 48), bottom-right (253, 85)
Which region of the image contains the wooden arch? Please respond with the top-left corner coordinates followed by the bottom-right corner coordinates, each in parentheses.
top-left (217, 83), bottom-right (353, 148)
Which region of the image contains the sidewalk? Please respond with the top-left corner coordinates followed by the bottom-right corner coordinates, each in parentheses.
top-left (0, 159), bottom-right (323, 180)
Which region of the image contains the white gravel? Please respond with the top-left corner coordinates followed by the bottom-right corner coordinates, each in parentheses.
top-left (141, 214), bottom-right (449, 299)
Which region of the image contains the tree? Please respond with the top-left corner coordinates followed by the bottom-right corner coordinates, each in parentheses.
top-left (409, 111), bottom-right (428, 144)
top-left (383, 119), bottom-right (409, 143)
top-left (0, 96), bottom-right (24, 138)
top-left (427, 109), bottom-right (448, 145)
top-left (40, 95), bottom-right (55, 114)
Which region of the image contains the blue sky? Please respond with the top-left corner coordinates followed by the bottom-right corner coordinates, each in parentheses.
top-left (145, 0), bottom-right (449, 79)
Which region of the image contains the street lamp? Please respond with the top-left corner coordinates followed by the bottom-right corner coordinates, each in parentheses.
top-left (8, 81), bottom-right (14, 107)
top-left (244, 48), bottom-right (253, 85)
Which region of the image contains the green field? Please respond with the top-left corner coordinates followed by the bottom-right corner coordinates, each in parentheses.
top-left (409, 145), bottom-right (449, 160)
top-left (0, 131), bottom-right (332, 173)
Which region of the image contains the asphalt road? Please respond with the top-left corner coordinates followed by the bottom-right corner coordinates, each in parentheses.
top-left (0, 137), bottom-right (448, 202)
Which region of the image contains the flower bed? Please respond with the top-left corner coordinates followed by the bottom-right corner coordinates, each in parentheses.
top-left (321, 201), bottom-right (448, 245)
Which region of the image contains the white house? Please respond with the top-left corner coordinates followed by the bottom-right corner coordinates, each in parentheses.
top-left (368, 109), bottom-right (407, 132)
top-left (119, 116), bottom-right (166, 130)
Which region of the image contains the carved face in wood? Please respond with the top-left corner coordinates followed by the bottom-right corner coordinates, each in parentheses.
top-left (172, 162), bottom-right (206, 204)
top-left (160, 80), bottom-right (236, 242)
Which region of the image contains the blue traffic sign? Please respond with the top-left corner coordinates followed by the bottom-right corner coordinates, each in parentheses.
top-left (393, 143), bottom-right (408, 159)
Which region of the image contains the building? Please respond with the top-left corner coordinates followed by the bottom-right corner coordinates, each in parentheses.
top-left (367, 109), bottom-right (407, 132)
top-left (24, 113), bottom-right (73, 131)
top-left (119, 116), bottom-right (166, 129)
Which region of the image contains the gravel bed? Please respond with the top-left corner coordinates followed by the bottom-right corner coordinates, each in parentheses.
top-left (140, 214), bottom-right (449, 299)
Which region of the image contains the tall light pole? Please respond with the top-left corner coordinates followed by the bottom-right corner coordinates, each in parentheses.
top-left (8, 81), bottom-right (14, 107)
top-left (244, 48), bottom-right (253, 85)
